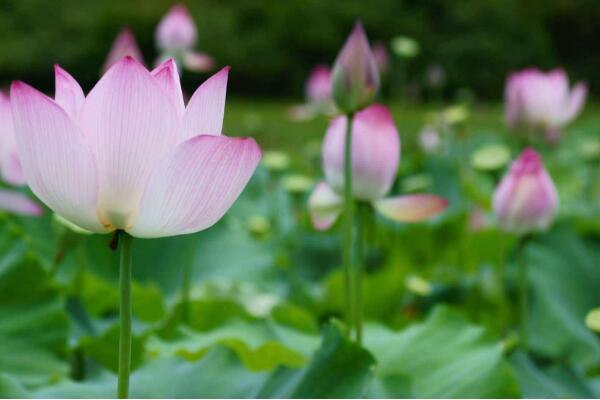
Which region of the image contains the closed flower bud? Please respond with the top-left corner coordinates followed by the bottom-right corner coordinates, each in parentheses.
top-left (493, 148), bottom-right (558, 234)
top-left (155, 4), bottom-right (197, 52)
top-left (331, 22), bottom-right (380, 113)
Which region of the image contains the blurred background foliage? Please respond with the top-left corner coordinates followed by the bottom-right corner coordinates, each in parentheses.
top-left (0, 0), bottom-right (598, 99)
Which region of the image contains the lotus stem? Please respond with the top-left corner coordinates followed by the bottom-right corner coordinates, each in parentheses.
top-left (117, 231), bottom-right (133, 399)
top-left (343, 112), bottom-right (355, 338)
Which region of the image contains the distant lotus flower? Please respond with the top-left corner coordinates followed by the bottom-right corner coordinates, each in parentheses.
top-left (155, 3), bottom-right (214, 73)
top-left (309, 104), bottom-right (447, 229)
top-left (306, 65), bottom-right (332, 105)
top-left (11, 57), bottom-right (262, 238)
top-left (493, 148), bottom-right (558, 234)
top-left (103, 28), bottom-right (144, 73)
top-left (372, 42), bottom-right (389, 74)
top-left (331, 21), bottom-right (380, 114)
top-left (505, 68), bottom-right (587, 138)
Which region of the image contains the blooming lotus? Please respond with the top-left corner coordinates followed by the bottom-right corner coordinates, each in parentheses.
top-left (11, 57), bottom-right (262, 238)
top-left (505, 68), bottom-right (587, 140)
top-left (331, 22), bottom-right (380, 114)
top-left (103, 27), bottom-right (145, 73)
top-left (493, 148), bottom-right (558, 234)
top-left (309, 104), bottom-right (447, 229)
top-left (155, 3), bottom-right (214, 72)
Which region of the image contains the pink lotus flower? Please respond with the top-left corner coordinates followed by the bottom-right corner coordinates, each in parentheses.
top-left (11, 57), bottom-right (261, 237)
top-left (306, 65), bottom-right (332, 105)
top-left (155, 4), bottom-right (214, 73)
top-left (493, 148), bottom-right (558, 234)
top-left (331, 22), bottom-right (380, 113)
top-left (103, 28), bottom-right (144, 73)
top-left (309, 105), bottom-right (447, 229)
top-left (505, 68), bottom-right (587, 135)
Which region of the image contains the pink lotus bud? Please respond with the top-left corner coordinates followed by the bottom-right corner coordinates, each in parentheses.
top-left (505, 68), bottom-right (587, 132)
top-left (155, 4), bottom-right (197, 52)
top-left (103, 28), bottom-right (144, 73)
top-left (493, 148), bottom-right (558, 234)
top-left (306, 65), bottom-right (332, 104)
top-left (11, 57), bottom-right (262, 238)
top-left (322, 104), bottom-right (399, 201)
top-left (331, 21), bottom-right (380, 113)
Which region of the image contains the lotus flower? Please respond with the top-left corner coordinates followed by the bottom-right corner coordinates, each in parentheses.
top-left (309, 104), bottom-right (447, 229)
top-left (155, 4), bottom-right (214, 72)
top-left (505, 68), bottom-right (587, 140)
top-left (11, 57), bottom-right (261, 238)
top-left (103, 28), bottom-right (144, 73)
top-left (306, 65), bottom-right (332, 105)
top-left (331, 21), bottom-right (380, 114)
top-left (493, 148), bottom-right (558, 234)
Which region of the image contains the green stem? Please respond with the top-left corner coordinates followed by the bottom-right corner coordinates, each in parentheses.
top-left (355, 203), bottom-right (369, 345)
top-left (117, 232), bottom-right (133, 399)
top-left (343, 112), bottom-right (355, 337)
top-left (517, 235), bottom-right (530, 351)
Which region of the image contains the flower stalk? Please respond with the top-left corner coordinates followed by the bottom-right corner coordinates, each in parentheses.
top-left (118, 231), bottom-right (133, 399)
top-left (343, 112), bottom-right (355, 337)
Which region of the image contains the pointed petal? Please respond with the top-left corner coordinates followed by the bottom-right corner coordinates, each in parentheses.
top-left (181, 66), bottom-right (230, 139)
top-left (0, 189), bottom-right (43, 216)
top-left (374, 194), bottom-right (448, 223)
top-left (561, 82), bottom-right (587, 124)
top-left (308, 181), bottom-right (343, 231)
top-left (129, 135), bottom-right (262, 238)
top-left (81, 57), bottom-right (179, 229)
top-left (151, 58), bottom-right (185, 117)
top-left (182, 51), bottom-right (216, 72)
top-left (10, 82), bottom-right (105, 231)
top-left (54, 65), bottom-right (85, 119)
top-left (103, 27), bottom-right (145, 73)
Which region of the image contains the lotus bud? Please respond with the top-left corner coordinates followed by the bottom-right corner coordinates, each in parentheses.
top-left (493, 148), bottom-right (558, 234)
top-left (331, 21), bottom-right (380, 113)
top-left (155, 4), bottom-right (197, 52)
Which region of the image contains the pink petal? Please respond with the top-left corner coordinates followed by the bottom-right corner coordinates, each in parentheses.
top-left (374, 194), bottom-right (448, 222)
top-left (155, 3), bottom-right (197, 51)
top-left (0, 92), bottom-right (25, 185)
top-left (308, 181), bottom-right (343, 231)
top-left (562, 82), bottom-right (587, 124)
top-left (80, 57), bottom-right (179, 230)
top-left (323, 104), bottom-right (400, 201)
top-left (151, 58), bottom-right (185, 117)
top-left (305, 65), bottom-right (331, 103)
top-left (180, 66), bottom-right (230, 139)
top-left (0, 189), bottom-right (43, 216)
top-left (129, 135), bottom-right (262, 238)
top-left (182, 51), bottom-right (216, 72)
top-left (10, 82), bottom-right (105, 231)
top-left (103, 27), bottom-right (145, 73)
top-left (54, 65), bottom-right (85, 120)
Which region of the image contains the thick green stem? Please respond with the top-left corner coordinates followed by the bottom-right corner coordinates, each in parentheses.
top-left (343, 112), bottom-right (355, 337)
top-left (354, 203), bottom-right (370, 345)
top-left (516, 235), bottom-right (530, 351)
top-left (117, 232), bottom-right (133, 399)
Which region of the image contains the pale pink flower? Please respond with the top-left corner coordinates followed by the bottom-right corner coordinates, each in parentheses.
top-left (505, 68), bottom-right (587, 134)
top-left (418, 126), bottom-right (441, 153)
top-left (493, 148), bottom-right (558, 234)
top-left (156, 4), bottom-right (197, 51)
top-left (11, 57), bottom-right (261, 237)
top-left (309, 104), bottom-right (447, 229)
top-left (103, 28), bottom-right (144, 73)
top-left (331, 21), bottom-right (380, 113)
top-left (306, 65), bottom-right (332, 104)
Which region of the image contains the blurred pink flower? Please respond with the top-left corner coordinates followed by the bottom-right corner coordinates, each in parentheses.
top-left (505, 68), bottom-right (587, 136)
top-left (156, 4), bottom-right (197, 51)
top-left (306, 65), bottom-right (332, 104)
top-left (11, 57), bottom-right (262, 237)
top-left (0, 189), bottom-right (43, 216)
top-left (309, 104), bottom-right (447, 229)
top-left (155, 4), bottom-right (214, 73)
top-left (493, 147), bottom-right (558, 234)
top-left (418, 126), bottom-right (441, 153)
top-left (372, 42), bottom-right (389, 74)
top-left (331, 21), bottom-right (380, 113)
top-left (103, 27), bottom-right (144, 73)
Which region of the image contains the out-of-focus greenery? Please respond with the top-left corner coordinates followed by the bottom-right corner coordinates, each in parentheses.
top-left (0, 0), bottom-right (598, 98)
